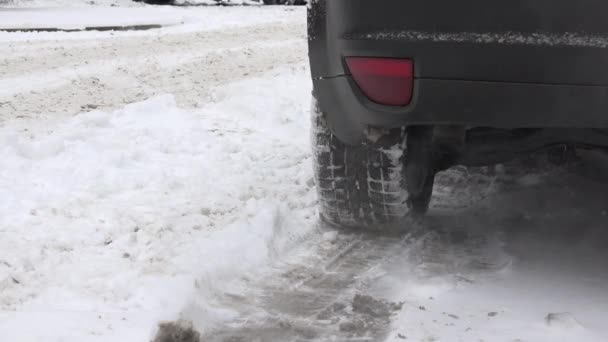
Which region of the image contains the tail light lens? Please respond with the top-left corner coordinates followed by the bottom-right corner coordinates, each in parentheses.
top-left (345, 57), bottom-right (414, 107)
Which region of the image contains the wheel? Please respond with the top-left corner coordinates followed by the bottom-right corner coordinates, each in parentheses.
top-left (311, 96), bottom-right (433, 229)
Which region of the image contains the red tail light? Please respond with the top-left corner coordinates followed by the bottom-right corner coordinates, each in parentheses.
top-left (345, 57), bottom-right (414, 107)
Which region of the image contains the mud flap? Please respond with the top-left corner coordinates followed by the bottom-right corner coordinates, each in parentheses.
top-left (404, 126), bottom-right (435, 214)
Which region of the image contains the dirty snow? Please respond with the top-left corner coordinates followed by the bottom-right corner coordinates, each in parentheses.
top-left (0, 0), bottom-right (263, 8)
top-left (0, 7), bottom-right (306, 124)
top-left (0, 0), bottom-right (140, 7)
top-left (0, 7), bottom-right (183, 31)
top-left (0, 6), bottom-right (305, 41)
top-left (377, 163), bottom-right (608, 342)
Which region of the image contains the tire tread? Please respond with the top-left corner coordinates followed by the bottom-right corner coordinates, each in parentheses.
top-left (311, 98), bottom-right (410, 228)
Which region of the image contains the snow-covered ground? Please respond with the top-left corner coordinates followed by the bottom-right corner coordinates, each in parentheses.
top-left (1, 4), bottom-right (608, 342)
top-left (0, 0), bottom-right (140, 7)
top-left (0, 63), bottom-right (317, 342)
top-left (0, 7), bottom-right (182, 31)
top-left (0, 0), bottom-right (265, 8)
top-left (0, 6), bottom-right (306, 124)
top-left (0, 5), bottom-right (302, 34)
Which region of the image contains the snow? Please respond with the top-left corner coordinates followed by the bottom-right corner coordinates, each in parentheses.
top-left (0, 0), bottom-right (264, 7)
top-left (354, 30), bottom-right (608, 48)
top-left (174, 0), bottom-right (262, 5)
top-left (0, 64), bottom-right (317, 341)
top-left (380, 167), bottom-right (608, 342)
top-left (0, 7), bottom-right (183, 31)
top-left (0, 6), bottom-right (304, 41)
top-left (0, 19), bottom-right (306, 123)
top-left (0, 0), bottom-right (140, 7)
top-left (2, 3), bottom-right (608, 341)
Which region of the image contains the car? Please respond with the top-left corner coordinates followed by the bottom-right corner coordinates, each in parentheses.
top-left (308, 0), bottom-right (608, 229)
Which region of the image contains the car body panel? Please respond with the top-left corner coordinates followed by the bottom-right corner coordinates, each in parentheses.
top-left (308, 0), bottom-right (608, 144)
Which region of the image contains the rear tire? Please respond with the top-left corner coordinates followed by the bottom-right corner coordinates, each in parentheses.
top-left (311, 97), bottom-right (431, 229)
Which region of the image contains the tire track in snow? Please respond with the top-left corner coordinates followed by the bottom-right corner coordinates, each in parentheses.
top-left (199, 228), bottom-right (418, 342)
top-left (175, 187), bottom-right (512, 342)
top-left (154, 168), bottom-right (510, 342)
top-left (0, 21), bottom-right (306, 125)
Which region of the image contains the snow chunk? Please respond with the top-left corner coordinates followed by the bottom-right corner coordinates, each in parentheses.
top-left (0, 64), bottom-right (315, 341)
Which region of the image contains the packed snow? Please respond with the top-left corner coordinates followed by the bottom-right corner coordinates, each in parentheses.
top-left (0, 0), bottom-right (141, 7)
top-left (1, 3), bottom-right (608, 342)
top-left (0, 5), bottom-right (303, 35)
top-left (0, 7), bottom-right (183, 31)
top-left (0, 6), bottom-right (306, 123)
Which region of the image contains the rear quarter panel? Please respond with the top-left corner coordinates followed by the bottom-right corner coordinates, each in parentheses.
top-left (309, 0), bottom-right (608, 85)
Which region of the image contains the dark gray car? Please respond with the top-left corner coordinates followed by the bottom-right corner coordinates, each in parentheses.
top-left (309, 0), bottom-right (608, 228)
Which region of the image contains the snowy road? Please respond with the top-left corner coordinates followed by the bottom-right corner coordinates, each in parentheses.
top-left (0, 6), bottom-right (306, 125)
top-left (188, 160), bottom-right (608, 342)
top-left (2, 6), bottom-right (608, 342)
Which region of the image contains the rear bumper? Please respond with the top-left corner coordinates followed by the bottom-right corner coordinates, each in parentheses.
top-left (315, 77), bottom-right (608, 144)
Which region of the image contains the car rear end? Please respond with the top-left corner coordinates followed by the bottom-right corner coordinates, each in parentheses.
top-left (308, 0), bottom-right (608, 228)
top-left (309, 0), bottom-right (608, 144)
